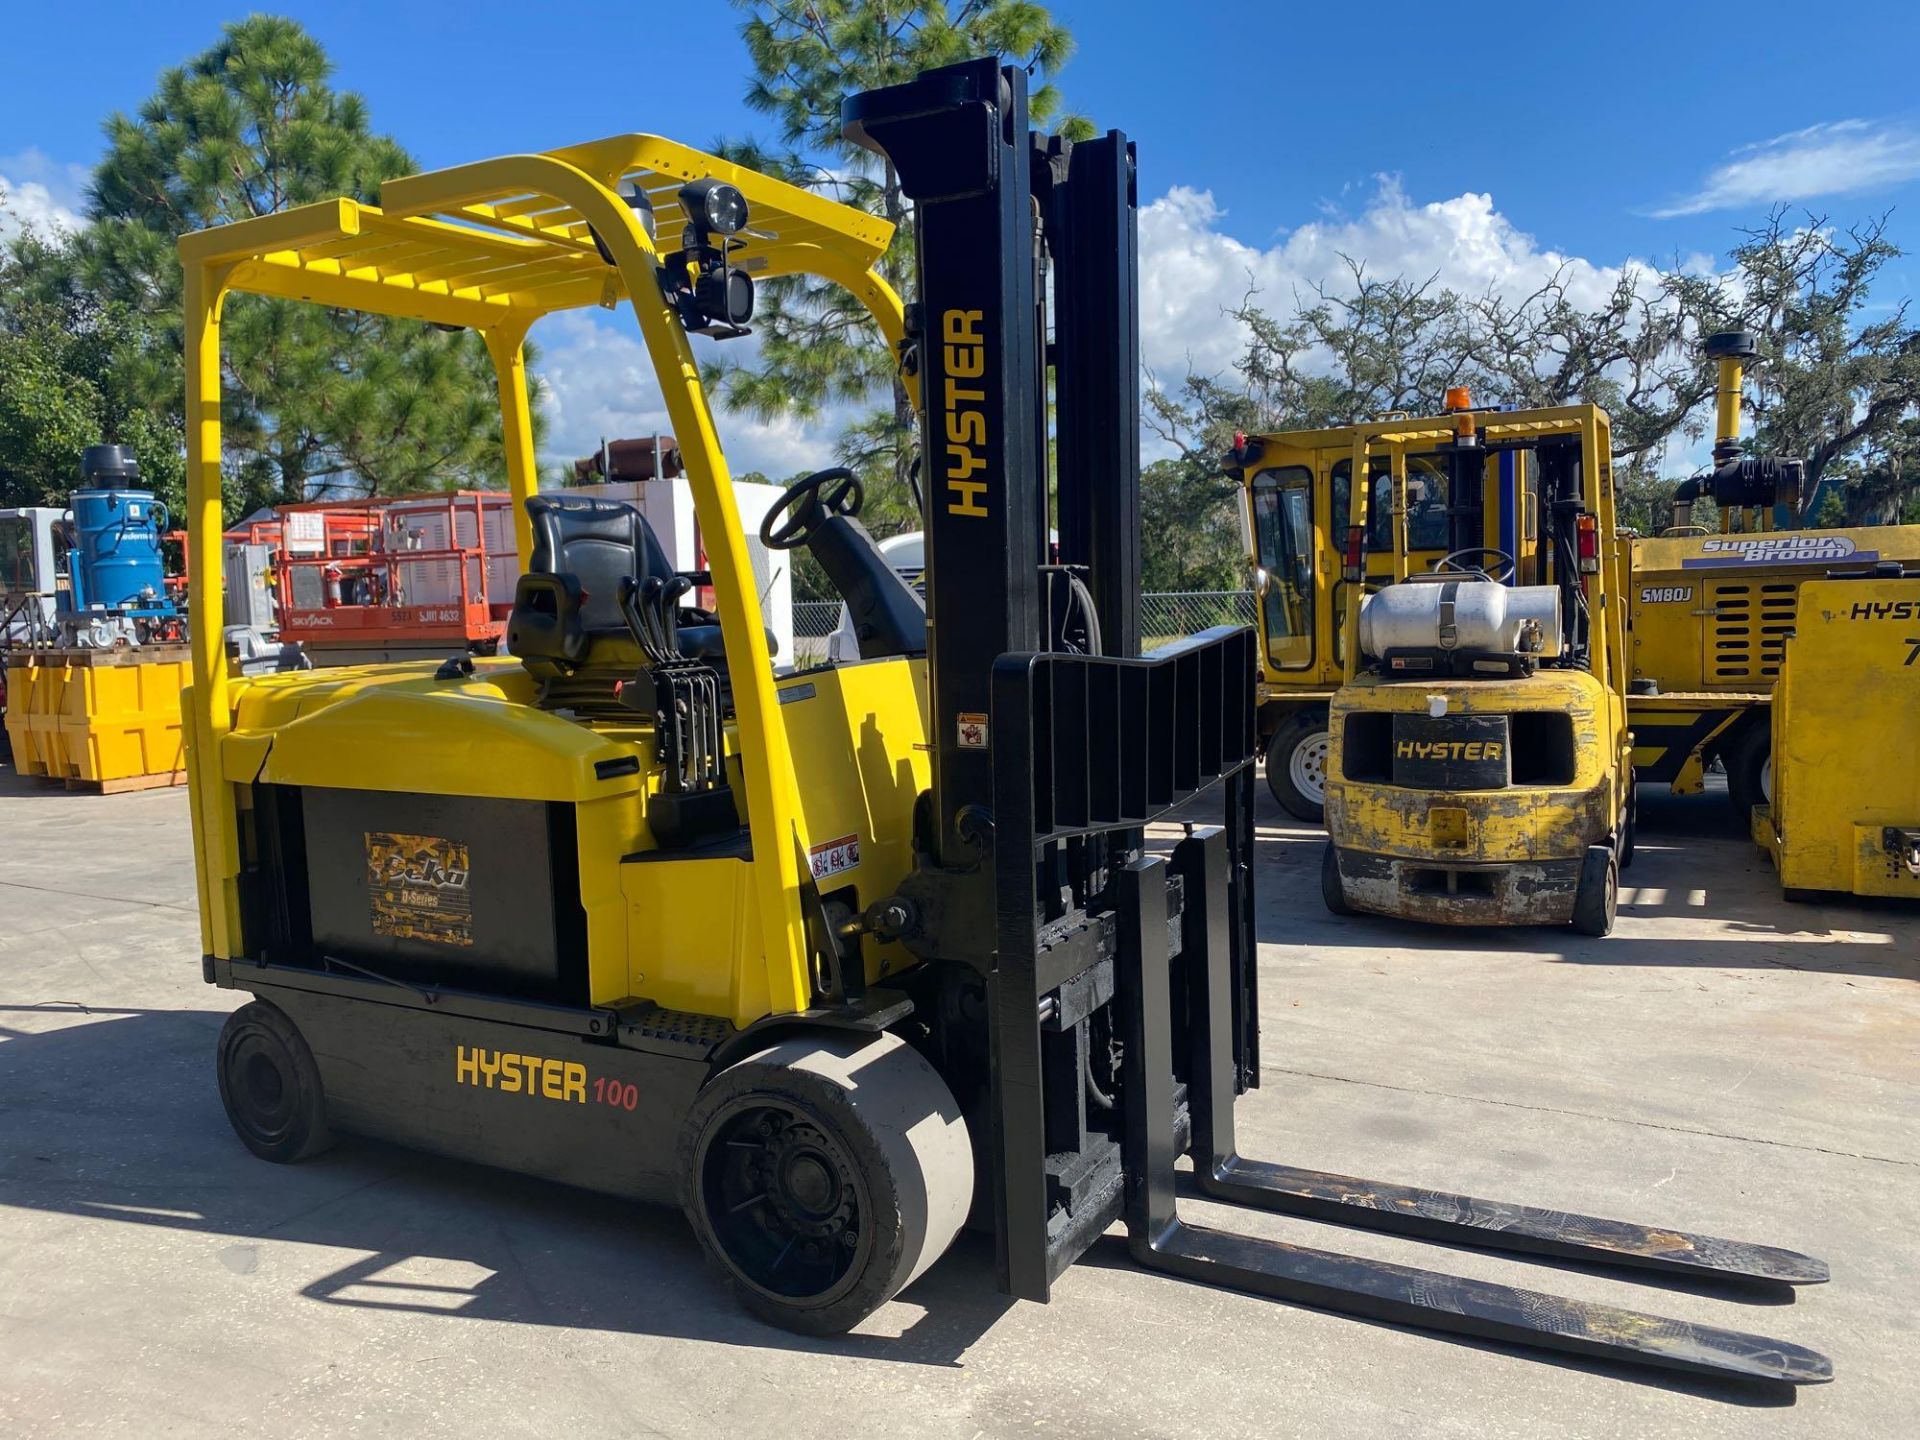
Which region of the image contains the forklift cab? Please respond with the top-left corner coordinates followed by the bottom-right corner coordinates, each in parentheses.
top-left (1246, 449), bottom-right (1464, 676)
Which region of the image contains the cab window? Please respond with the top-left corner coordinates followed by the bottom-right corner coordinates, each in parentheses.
top-left (0, 517), bottom-right (35, 592)
top-left (1250, 466), bottom-right (1314, 670)
top-left (1330, 456), bottom-right (1451, 552)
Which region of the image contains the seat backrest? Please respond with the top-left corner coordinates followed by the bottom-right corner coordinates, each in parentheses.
top-left (526, 494), bottom-right (673, 633)
top-left (509, 495), bottom-right (675, 676)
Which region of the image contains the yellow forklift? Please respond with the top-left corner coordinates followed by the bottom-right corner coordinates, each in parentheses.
top-left (1233, 400), bottom-right (1634, 934)
top-left (180, 61), bottom-right (1828, 1381)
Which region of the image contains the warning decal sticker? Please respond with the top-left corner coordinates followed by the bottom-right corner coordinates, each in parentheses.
top-left (809, 833), bottom-right (861, 881)
top-left (366, 831), bottom-right (473, 946)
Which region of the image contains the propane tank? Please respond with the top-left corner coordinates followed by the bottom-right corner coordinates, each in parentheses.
top-left (1358, 581), bottom-right (1564, 661)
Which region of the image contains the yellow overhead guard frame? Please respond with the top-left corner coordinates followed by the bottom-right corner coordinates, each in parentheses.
top-left (179, 134), bottom-right (911, 999)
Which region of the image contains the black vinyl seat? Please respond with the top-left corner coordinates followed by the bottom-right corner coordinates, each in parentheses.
top-left (508, 495), bottom-right (732, 701)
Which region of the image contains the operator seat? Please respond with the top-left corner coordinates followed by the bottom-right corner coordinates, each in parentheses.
top-left (507, 494), bottom-right (729, 703)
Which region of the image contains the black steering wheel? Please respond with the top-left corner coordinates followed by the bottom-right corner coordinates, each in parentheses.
top-left (1435, 547), bottom-right (1517, 583)
top-left (760, 466), bottom-right (864, 550)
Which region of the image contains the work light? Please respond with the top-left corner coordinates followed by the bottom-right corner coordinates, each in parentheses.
top-left (679, 179), bottom-right (749, 237)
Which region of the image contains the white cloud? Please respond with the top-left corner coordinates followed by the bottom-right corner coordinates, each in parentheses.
top-left (1138, 176), bottom-right (1642, 379)
top-left (1650, 119), bottom-right (1920, 218)
top-left (536, 177), bottom-right (1699, 473)
top-left (0, 147), bottom-right (88, 239)
top-left (531, 310), bottom-right (840, 479)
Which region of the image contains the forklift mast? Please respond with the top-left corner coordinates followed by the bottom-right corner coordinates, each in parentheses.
top-left (849, 59), bottom-right (1261, 1298)
top-left (845, 63), bottom-right (1828, 1383)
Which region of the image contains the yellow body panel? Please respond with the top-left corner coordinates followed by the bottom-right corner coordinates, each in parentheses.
top-left (194, 644), bottom-right (931, 1029)
top-left (1626, 524), bottom-right (1920, 693)
top-left (5, 650), bottom-right (190, 784)
top-left (1755, 576), bottom-right (1920, 900)
top-left (179, 135), bottom-right (922, 1029)
top-left (1325, 670), bottom-right (1620, 864)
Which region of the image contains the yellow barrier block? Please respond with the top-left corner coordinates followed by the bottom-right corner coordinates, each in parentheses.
top-left (4, 648), bottom-right (191, 790)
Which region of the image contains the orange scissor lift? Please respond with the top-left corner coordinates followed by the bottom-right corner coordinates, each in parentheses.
top-left (269, 491), bottom-right (516, 664)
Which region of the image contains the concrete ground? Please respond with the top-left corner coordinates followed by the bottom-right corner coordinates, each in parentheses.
top-left (0, 765), bottom-right (1913, 1438)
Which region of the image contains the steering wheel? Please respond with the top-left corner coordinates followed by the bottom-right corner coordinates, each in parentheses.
top-left (760, 466), bottom-right (864, 550)
top-left (1435, 547), bottom-right (1517, 583)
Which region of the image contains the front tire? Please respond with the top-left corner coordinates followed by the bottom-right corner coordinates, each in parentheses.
top-left (1266, 709), bottom-right (1331, 824)
top-left (216, 1000), bottom-right (334, 1163)
top-left (679, 1032), bottom-right (972, 1336)
top-left (1571, 844), bottom-right (1618, 937)
top-left (1321, 841), bottom-right (1355, 916)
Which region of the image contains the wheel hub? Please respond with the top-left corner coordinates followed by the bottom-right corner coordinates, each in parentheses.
top-left (1291, 733), bottom-right (1330, 803)
top-left (702, 1102), bottom-right (865, 1299)
top-left (763, 1122), bottom-right (854, 1238)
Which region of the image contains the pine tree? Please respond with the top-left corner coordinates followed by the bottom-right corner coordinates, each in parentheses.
top-left (80, 15), bottom-right (535, 520)
top-left (713, 1), bottom-right (1091, 534)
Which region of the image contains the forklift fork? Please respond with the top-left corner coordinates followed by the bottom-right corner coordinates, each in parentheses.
top-left (1119, 835), bottom-right (1832, 1386)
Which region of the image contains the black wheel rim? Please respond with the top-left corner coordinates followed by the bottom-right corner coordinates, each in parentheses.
top-left (700, 1098), bottom-right (870, 1306)
top-left (225, 1029), bottom-right (300, 1148)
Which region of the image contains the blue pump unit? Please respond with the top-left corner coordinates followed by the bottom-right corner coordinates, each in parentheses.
top-left (57, 445), bottom-right (181, 641)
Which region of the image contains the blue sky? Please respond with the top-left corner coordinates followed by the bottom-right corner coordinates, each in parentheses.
top-left (5, 1), bottom-right (1920, 474)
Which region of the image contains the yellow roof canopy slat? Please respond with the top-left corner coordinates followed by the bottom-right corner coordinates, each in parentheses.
top-left (178, 133), bottom-right (895, 331)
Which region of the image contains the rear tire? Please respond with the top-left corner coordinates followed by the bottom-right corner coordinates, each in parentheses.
top-left (216, 1001), bottom-right (334, 1163)
top-left (1321, 841), bottom-right (1355, 916)
top-left (1723, 717), bottom-right (1771, 824)
top-left (1266, 709), bottom-right (1331, 824)
top-left (1571, 844), bottom-right (1618, 937)
top-left (679, 1032), bottom-right (972, 1336)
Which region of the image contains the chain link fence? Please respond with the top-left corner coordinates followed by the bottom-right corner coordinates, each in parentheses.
top-left (1139, 591), bottom-right (1258, 650)
top-left (790, 591), bottom-right (1255, 668)
top-left (792, 599), bottom-right (844, 667)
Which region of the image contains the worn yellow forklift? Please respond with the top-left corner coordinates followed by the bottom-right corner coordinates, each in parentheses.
top-left (1243, 333), bottom-right (1920, 830)
top-left (181, 61), bottom-right (1828, 1381)
top-left (1241, 400), bottom-right (1635, 934)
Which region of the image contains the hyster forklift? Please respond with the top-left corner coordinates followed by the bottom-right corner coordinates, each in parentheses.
top-left (180, 61), bottom-right (1828, 1382)
top-left (1243, 401), bottom-right (1636, 934)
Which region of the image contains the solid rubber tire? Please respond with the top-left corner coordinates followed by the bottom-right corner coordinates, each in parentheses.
top-left (679, 1032), bottom-right (972, 1336)
top-left (1571, 844), bottom-right (1618, 937)
top-left (216, 1000), bottom-right (334, 1163)
top-left (1321, 841), bottom-right (1355, 916)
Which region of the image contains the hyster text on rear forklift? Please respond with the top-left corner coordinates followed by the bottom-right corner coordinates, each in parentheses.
top-left (180, 61), bottom-right (1828, 1383)
top-left (1234, 401), bottom-right (1636, 934)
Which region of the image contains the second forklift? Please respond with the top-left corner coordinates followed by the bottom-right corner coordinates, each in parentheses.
top-left (1235, 399), bottom-right (1634, 933)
